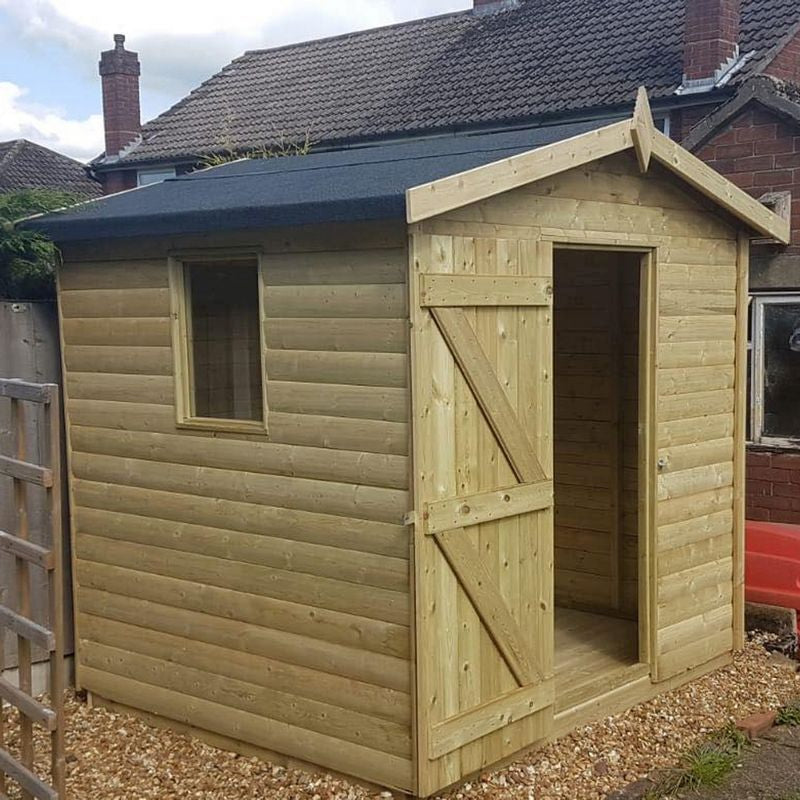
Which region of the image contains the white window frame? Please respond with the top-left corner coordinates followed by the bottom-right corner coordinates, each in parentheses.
top-left (749, 293), bottom-right (800, 448)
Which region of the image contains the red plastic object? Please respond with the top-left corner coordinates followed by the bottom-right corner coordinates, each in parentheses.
top-left (745, 520), bottom-right (800, 633)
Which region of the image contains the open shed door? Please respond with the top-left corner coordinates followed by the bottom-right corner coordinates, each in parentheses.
top-left (410, 232), bottom-right (555, 795)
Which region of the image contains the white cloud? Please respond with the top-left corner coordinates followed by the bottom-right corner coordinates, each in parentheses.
top-left (0, 81), bottom-right (103, 162)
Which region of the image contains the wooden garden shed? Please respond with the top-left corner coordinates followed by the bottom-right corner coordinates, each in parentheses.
top-left (25, 91), bottom-right (790, 796)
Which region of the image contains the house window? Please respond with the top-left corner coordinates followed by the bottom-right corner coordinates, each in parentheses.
top-left (168, 254), bottom-right (267, 433)
top-left (749, 294), bottom-right (800, 447)
top-left (138, 167), bottom-right (176, 186)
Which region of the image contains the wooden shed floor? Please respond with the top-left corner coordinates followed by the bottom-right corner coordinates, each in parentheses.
top-left (554, 607), bottom-right (643, 712)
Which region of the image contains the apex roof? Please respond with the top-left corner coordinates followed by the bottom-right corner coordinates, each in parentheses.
top-left (101, 0), bottom-right (800, 169)
top-left (0, 139), bottom-right (102, 197)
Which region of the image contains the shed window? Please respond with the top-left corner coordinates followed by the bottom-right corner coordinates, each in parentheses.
top-left (749, 294), bottom-right (800, 447)
top-left (169, 255), bottom-right (267, 433)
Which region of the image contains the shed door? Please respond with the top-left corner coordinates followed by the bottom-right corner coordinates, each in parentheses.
top-left (410, 233), bottom-right (555, 792)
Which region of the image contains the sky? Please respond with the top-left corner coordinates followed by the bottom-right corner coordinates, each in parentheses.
top-left (0, 0), bottom-right (466, 162)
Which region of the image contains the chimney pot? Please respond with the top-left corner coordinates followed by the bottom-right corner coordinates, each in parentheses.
top-left (99, 33), bottom-right (141, 158)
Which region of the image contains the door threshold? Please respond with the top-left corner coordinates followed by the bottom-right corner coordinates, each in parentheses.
top-left (555, 661), bottom-right (650, 715)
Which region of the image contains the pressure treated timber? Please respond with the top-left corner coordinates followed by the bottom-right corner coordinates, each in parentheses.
top-left (429, 680), bottom-right (555, 759)
top-left (419, 275), bottom-right (552, 307)
top-left (425, 481), bottom-right (553, 534)
top-left (53, 106), bottom-right (770, 795)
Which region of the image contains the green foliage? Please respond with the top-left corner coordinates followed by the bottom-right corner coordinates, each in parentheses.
top-left (777, 699), bottom-right (800, 727)
top-left (0, 188), bottom-right (83, 301)
top-left (201, 132), bottom-right (312, 168)
top-left (645, 724), bottom-right (747, 798)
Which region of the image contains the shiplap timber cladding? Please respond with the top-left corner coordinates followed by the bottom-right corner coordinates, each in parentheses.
top-left (57, 223), bottom-right (416, 792)
top-left (410, 148), bottom-right (743, 793)
top-left (54, 128), bottom-right (764, 795)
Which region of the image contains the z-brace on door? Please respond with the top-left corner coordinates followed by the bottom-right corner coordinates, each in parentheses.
top-left (410, 233), bottom-right (555, 794)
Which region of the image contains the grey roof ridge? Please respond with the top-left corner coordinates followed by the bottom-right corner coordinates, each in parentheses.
top-left (96, 6), bottom-right (476, 167)
top-left (239, 6), bottom-right (472, 57)
top-left (683, 74), bottom-right (800, 151)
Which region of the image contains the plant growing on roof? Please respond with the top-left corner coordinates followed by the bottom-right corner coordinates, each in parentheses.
top-left (200, 130), bottom-right (313, 168)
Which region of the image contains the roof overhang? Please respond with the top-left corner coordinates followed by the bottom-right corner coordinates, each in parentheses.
top-left (407, 87), bottom-right (791, 245)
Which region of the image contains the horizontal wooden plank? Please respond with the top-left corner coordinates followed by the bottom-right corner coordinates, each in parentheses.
top-left (657, 486), bottom-right (733, 527)
top-left (420, 275), bottom-right (551, 307)
top-left (70, 425), bottom-right (408, 490)
top-left (67, 373), bottom-right (174, 405)
top-left (76, 557), bottom-right (408, 665)
top-left (658, 413), bottom-right (734, 449)
top-left (658, 390), bottom-right (734, 423)
top-left (73, 479), bottom-right (409, 559)
top-left (0, 532), bottom-right (54, 569)
top-left (0, 379), bottom-right (55, 404)
top-left (75, 504), bottom-right (408, 592)
top-left (0, 606), bottom-right (55, 650)
top-left (59, 260), bottom-right (168, 290)
top-left (60, 287), bottom-right (170, 318)
top-left (659, 315), bottom-right (736, 344)
top-left (659, 366), bottom-right (735, 397)
top-left (657, 462), bottom-right (733, 502)
top-left (266, 318), bottom-right (408, 354)
top-left (77, 534), bottom-right (409, 625)
top-left (425, 480), bottom-right (552, 534)
top-left (660, 290), bottom-right (736, 316)
top-left (81, 640), bottom-right (411, 756)
top-left (657, 340), bottom-right (735, 369)
top-left (71, 451), bottom-right (408, 524)
top-left (659, 438), bottom-right (734, 474)
top-left (0, 455), bottom-right (52, 487)
top-left (62, 316), bottom-right (171, 347)
top-left (0, 677), bottom-right (56, 730)
top-left (263, 249), bottom-right (406, 286)
top-left (658, 533), bottom-right (732, 578)
top-left (80, 667), bottom-right (413, 791)
top-left (659, 264), bottom-right (736, 292)
top-left (64, 345), bottom-right (172, 376)
top-left (429, 680), bottom-right (554, 758)
top-left (269, 381), bottom-right (408, 422)
top-left (266, 350), bottom-right (407, 388)
top-left (80, 613), bottom-right (410, 724)
top-left (0, 748), bottom-right (57, 800)
top-left (264, 284), bottom-right (407, 319)
top-left (269, 412), bottom-right (409, 456)
top-left (78, 588), bottom-right (410, 693)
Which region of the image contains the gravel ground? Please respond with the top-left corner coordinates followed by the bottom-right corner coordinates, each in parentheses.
top-left (2, 639), bottom-right (798, 800)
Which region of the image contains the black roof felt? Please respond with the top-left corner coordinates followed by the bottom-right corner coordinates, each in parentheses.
top-left (25, 120), bottom-right (607, 242)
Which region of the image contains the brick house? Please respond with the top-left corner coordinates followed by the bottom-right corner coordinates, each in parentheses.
top-left (90, 0), bottom-right (800, 521)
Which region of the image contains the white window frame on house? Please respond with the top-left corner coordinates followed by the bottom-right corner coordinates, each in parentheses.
top-left (167, 249), bottom-right (269, 435)
top-left (749, 293), bottom-right (800, 448)
top-left (137, 166), bottom-right (177, 186)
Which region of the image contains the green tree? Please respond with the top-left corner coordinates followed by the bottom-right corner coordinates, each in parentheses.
top-left (0, 189), bottom-right (84, 301)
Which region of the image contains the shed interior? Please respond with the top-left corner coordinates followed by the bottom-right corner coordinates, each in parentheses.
top-left (552, 248), bottom-right (642, 706)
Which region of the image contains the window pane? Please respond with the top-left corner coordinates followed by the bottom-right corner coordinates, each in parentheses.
top-left (188, 260), bottom-right (263, 421)
top-left (762, 302), bottom-right (800, 440)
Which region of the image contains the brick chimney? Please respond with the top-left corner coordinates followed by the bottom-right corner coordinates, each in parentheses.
top-left (683, 0), bottom-right (741, 84)
top-left (99, 34), bottom-right (141, 158)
